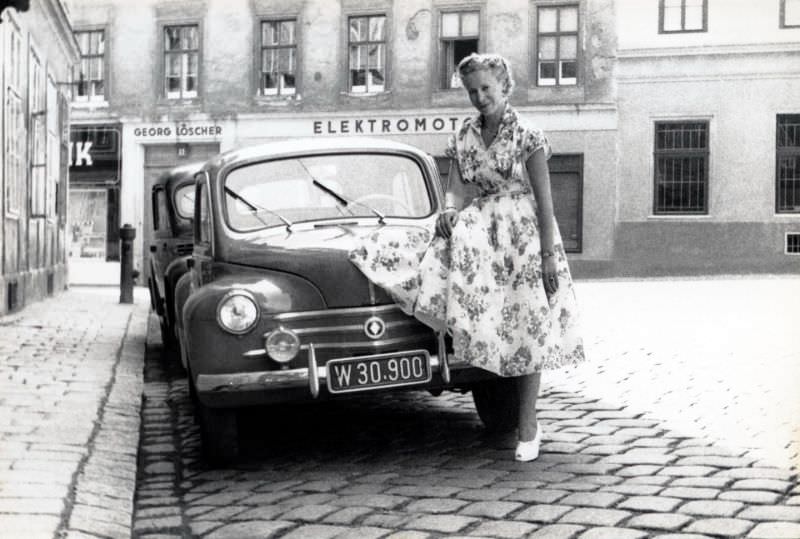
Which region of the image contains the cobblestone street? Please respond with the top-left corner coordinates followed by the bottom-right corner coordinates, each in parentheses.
top-left (133, 277), bottom-right (800, 539)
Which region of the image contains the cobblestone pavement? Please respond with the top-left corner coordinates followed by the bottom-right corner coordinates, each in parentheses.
top-left (134, 277), bottom-right (800, 539)
top-left (0, 286), bottom-right (149, 539)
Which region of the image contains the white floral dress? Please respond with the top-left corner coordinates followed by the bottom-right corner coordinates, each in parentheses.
top-left (350, 106), bottom-right (585, 376)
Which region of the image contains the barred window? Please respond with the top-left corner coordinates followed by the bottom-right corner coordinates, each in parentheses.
top-left (660, 0), bottom-right (707, 33)
top-left (537, 5), bottom-right (578, 87)
top-left (654, 121), bottom-right (709, 214)
top-left (261, 20), bottom-right (296, 97)
top-left (164, 25), bottom-right (199, 99)
top-left (777, 114), bottom-right (800, 213)
top-left (348, 15), bottom-right (385, 94)
top-left (782, 0), bottom-right (800, 27)
top-left (74, 30), bottom-right (105, 102)
top-left (440, 11), bottom-right (479, 89)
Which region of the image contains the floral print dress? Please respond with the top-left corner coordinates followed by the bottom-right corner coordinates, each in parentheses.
top-left (350, 105), bottom-right (585, 376)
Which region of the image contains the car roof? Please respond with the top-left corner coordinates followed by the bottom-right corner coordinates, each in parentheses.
top-left (204, 137), bottom-right (432, 171)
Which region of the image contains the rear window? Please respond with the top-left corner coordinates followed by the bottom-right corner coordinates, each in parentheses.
top-left (223, 153), bottom-right (433, 232)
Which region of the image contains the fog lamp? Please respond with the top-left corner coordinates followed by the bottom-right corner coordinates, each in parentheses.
top-left (217, 291), bottom-right (259, 334)
top-left (265, 327), bottom-right (300, 363)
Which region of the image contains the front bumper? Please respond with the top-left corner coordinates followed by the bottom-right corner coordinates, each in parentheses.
top-left (196, 335), bottom-right (490, 407)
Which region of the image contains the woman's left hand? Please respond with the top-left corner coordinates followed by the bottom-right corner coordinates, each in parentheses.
top-left (542, 256), bottom-right (559, 296)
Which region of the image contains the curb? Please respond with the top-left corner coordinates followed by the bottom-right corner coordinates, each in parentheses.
top-left (59, 302), bottom-right (149, 538)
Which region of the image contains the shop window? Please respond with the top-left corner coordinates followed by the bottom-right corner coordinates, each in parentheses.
top-left (261, 19), bottom-right (296, 97)
top-left (30, 48), bottom-right (47, 217)
top-left (777, 114), bottom-right (800, 213)
top-left (659, 0), bottom-right (707, 33)
top-left (5, 19), bottom-right (23, 217)
top-left (164, 24), bottom-right (199, 99)
top-left (782, 0), bottom-right (800, 28)
top-left (536, 5), bottom-right (578, 87)
top-left (440, 11), bottom-right (479, 89)
top-left (348, 14), bottom-right (386, 94)
top-left (74, 29), bottom-right (105, 102)
top-left (653, 121), bottom-right (709, 215)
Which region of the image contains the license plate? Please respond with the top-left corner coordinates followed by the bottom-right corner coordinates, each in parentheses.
top-left (326, 350), bottom-right (431, 394)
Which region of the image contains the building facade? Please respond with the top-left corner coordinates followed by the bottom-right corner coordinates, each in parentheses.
top-left (0, 1), bottom-right (79, 315)
top-left (63, 0), bottom-right (800, 278)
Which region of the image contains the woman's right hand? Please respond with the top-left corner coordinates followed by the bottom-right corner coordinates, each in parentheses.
top-left (436, 209), bottom-right (458, 239)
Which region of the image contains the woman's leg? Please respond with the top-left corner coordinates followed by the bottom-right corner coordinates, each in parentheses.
top-left (517, 371), bottom-right (541, 441)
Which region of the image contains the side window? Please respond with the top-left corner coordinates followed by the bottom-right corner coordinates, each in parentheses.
top-left (440, 11), bottom-right (479, 89)
top-left (348, 14), bottom-right (386, 94)
top-left (197, 179), bottom-right (211, 244)
top-left (659, 0), bottom-right (707, 33)
top-left (536, 5), bottom-right (578, 87)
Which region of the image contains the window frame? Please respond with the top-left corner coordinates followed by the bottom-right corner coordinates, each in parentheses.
top-left (162, 22), bottom-right (201, 100)
top-left (652, 120), bottom-right (710, 215)
top-left (259, 18), bottom-right (298, 98)
top-left (776, 114), bottom-right (800, 214)
top-left (29, 45), bottom-right (48, 218)
top-left (346, 13), bottom-right (388, 95)
top-left (4, 14), bottom-right (24, 218)
top-left (438, 9), bottom-right (481, 90)
top-left (73, 28), bottom-right (106, 103)
top-left (781, 0), bottom-right (800, 28)
top-left (658, 0), bottom-right (708, 34)
top-left (535, 3), bottom-right (580, 87)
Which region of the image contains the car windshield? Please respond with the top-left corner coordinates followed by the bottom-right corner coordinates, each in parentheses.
top-left (224, 153), bottom-right (433, 232)
top-left (174, 184), bottom-right (195, 220)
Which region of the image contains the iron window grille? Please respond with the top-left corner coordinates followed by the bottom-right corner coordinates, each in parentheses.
top-left (659, 0), bottom-right (707, 33)
top-left (440, 11), bottom-right (479, 90)
top-left (786, 233), bottom-right (800, 254)
top-left (74, 30), bottom-right (105, 102)
top-left (781, 0), bottom-right (800, 28)
top-left (777, 114), bottom-right (800, 213)
top-left (536, 5), bottom-right (579, 87)
top-left (348, 15), bottom-right (386, 94)
top-left (261, 20), bottom-right (296, 97)
top-left (653, 121), bottom-right (709, 215)
top-left (164, 25), bottom-right (199, 99)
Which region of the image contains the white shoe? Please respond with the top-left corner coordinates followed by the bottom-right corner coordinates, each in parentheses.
top-left (515, 421), bottom-right (542, 462)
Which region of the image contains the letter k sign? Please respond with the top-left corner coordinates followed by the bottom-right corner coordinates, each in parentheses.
top-left (72, 141), bottom-right (93, 166)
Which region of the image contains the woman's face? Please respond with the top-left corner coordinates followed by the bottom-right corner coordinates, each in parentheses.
top-left (463, 68), bottom-right (506, 120)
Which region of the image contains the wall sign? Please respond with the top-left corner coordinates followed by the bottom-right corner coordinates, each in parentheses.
top-left (312, 116), bottom-right (464, 135)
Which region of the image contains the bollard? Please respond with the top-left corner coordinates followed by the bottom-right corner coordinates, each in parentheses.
top-left (119, 223), bottom-right (136, 304)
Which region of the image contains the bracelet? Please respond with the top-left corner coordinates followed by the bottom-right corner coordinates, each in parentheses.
top-left (541, 250), bottom-right (555, 258)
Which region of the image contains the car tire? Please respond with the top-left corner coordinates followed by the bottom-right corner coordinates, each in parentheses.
top-left (471, 377), bottom-right (519, 433)
top-left (196, 399), bottom-right (239, 465)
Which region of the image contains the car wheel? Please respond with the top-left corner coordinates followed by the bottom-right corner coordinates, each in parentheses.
top-left (195, 397), bottom-right (239, 464)
top-left (471, 377), bottom-right (519, 433)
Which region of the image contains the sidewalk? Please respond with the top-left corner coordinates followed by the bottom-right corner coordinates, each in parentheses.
top-left (0, 286), bottom-right (149, 539)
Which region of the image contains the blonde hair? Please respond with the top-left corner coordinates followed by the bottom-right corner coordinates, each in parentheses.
top-left (456, 53), bottom-right (515, 96)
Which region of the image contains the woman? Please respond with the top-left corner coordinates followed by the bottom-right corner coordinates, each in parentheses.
top-left (350, 53), bottom-right (584, 461)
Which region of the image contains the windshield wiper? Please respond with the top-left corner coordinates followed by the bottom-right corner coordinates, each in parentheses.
top-left (311, 179), bottom-right (386, 224)
top-left (224, 187), bottom-right (293, 232)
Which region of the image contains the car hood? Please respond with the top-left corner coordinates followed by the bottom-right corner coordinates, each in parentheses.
top-left (225, 222), bottom-right (433, 308)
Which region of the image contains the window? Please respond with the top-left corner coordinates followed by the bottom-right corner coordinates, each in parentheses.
top-left (348, 15), bottom-right (386, 94)
top-left (440, 11), bottom-right (479, 89)
top-left (777, 114), bottom-right (800, 213)
top-left (782, 0), bottom-right (800, 27)
top-left (46, 76), bottom-right (59, 218)
top-left (261, 20), bottom-right (296, 96)
top-left (30, 49), bottom-right (47, 217)
top-left (197, 179), bottom-right (211, 244)
top-left (152, 188), bottom-right (167, 230)
top-left (74, 30), bottom-right (105, 101)
top-left (5, 20), bottom-right (23, 217)
top-left (654, 121), bottom-right (709, 214)
top-left (164, 25), bottom-right (199, 99)
top-left (537, 5), bottom-right (578, 87)
top-left (659, 0), bottom-right (707, 33)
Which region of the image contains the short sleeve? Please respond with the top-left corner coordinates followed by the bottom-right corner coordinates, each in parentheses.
top-left (522, 127), bottom-right (552, 161)
top-left (445, 133), bottom-right (458, 159)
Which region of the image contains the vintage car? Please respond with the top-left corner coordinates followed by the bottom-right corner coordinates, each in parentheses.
top-left (147, 161), bottom-right (204, 348)
top-left (175, 138), bottom-right (517, 461)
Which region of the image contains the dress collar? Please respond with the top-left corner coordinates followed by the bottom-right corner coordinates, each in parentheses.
top-left (470, 103), bottom-right (517, 134)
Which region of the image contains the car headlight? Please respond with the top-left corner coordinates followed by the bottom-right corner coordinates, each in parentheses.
top-left (265, 327), bottom-right (300, 363)
top-left (217, 291), bottom-right (259, 334)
